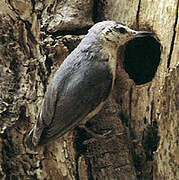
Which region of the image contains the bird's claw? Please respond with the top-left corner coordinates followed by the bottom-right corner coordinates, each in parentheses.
top-left (78, 124), bottom-right (114, 144)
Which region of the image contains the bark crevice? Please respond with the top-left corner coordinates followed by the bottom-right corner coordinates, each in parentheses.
top-left (167, 0), bottom-right (179, 68)
top-left (136, 0), bottom-right (141, 29)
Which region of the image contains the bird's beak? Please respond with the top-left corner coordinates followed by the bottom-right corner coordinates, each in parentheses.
top-left (130, 30), bottom-right (154, 37)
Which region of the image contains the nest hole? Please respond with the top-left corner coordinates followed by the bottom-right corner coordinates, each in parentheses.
top-left (124, 36), bottom-right (161, 85)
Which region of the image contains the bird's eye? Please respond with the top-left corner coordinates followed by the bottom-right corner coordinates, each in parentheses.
top-left (117, 27), bottom-right (127, 34)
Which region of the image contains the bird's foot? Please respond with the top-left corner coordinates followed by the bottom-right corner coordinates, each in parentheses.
top-left (79, 124), bottom-right (128, 144)
top-left (78, 124), bottom-right (114, 144)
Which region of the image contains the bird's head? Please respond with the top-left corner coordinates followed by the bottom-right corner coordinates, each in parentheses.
top-left (88, 21), bottom-right (153, 47)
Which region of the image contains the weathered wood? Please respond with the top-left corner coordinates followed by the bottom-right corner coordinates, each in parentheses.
top-left (154, 63), bottom-right (179, 179)
top-left (101, 0), bottom-right (179, 179)
top-left (0, 0), bottom-right (178, 179)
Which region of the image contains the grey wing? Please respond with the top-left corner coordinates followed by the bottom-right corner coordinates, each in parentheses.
top-left (39, 60), bottom-right (113, 145)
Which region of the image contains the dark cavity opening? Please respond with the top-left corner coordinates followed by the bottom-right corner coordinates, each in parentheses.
top-left (124, 36), bottom-right (161, 85)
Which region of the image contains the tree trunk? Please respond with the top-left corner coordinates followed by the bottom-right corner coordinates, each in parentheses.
top-left (0, 0), bottom-right (178, 179)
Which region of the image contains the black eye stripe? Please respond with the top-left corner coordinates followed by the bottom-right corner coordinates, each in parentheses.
top-left (114, 27), bottom-right (127, 34)
top-left (106, 29), bottom-right (113, 34)
top-left (118, 27), bottom-right (127, 34)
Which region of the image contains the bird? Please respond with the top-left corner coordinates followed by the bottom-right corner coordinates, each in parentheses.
top-left (24, 21), bottom-right (153, 150)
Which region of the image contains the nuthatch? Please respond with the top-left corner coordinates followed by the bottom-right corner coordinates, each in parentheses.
top-left (25, 21), bottom-right (153, 149)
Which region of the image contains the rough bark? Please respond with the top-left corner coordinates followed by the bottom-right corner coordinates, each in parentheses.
top-left (0, 0), bottom-right (178, 180)
top-left (154, 63), bottom-right (179, 179)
